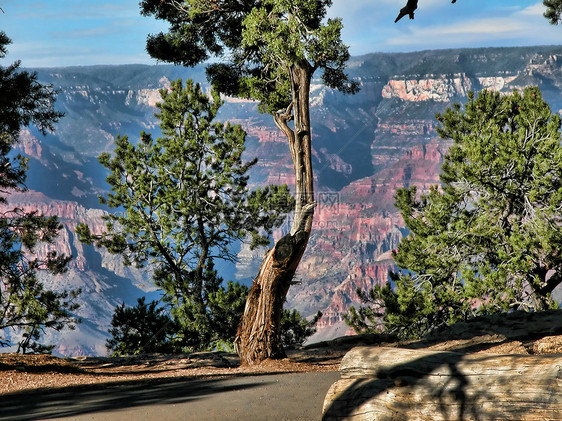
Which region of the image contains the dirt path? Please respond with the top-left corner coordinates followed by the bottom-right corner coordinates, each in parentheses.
top-left (5, 310), bottom-right (562, 420)
top-left (2, 371), bottom-right (340, 421)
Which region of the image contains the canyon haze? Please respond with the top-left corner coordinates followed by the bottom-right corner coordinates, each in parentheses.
top-left (6, 45), bottom-right (562, 356)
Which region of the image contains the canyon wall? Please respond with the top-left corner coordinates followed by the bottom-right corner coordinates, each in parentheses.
top-left (4, 46), bottom-right (562, 354)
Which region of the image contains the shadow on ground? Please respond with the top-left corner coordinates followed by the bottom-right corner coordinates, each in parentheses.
top-left (322, 310), bottom-right (562, 420)
top-left (1, 374), bottom-right (268, 421)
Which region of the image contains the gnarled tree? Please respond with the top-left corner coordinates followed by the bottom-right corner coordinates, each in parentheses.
top-left (140, 0), bottom-right (357, 363)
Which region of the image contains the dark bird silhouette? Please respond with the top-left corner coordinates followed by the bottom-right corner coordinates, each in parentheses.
top-left (395, 0), bottom-right (418, 23)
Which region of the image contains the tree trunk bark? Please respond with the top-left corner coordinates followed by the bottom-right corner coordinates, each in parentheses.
top-left (235, 62), bottom-right (315, 365)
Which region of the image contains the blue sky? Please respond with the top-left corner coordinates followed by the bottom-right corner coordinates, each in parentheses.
top-left (1, 0), bottom-right (561, 67)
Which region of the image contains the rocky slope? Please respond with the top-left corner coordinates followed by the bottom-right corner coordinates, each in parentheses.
top-left (5, 46), bottom-right (562, 355)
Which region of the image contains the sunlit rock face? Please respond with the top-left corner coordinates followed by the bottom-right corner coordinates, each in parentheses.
top-left (6, 47), bottom-right (562, 354)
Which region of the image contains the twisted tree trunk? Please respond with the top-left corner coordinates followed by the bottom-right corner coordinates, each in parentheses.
top-left (235, 62), bottom-right (316, 365)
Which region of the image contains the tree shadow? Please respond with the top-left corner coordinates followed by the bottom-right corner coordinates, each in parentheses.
top-left (66, 352), bottom-right (239, 377)
top-left (323, 345), bottom-right (479, 420)
top-left (322, 344), bottom-right (559, 420)
top-left (0, 354), bottom-right (85, 374)
top-left (323, 310), bottom-right (562, 420)
top-left (1, 373), bottom-right (271, 421)
top-left (0, 361), bottom-right (83, 374)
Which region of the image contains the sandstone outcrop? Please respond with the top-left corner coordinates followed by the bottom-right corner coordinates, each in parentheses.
top-left (7, 47), bottom-right (562, 354)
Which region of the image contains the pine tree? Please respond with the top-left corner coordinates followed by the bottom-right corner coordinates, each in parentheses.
top-left (347, 87), bottom-right (562, 339)
top-left (78, 79), bottom-right (292, 352)
top-left (106, 297), bottom-right (174, 356)
top-left (0, 32), bottom-right (79, 353)
top-left (207, 281), bottom-right (250, 350)
top-left (542, 0), bottom-right (562, 24)
top-left (281, 309), bottom-right (322, 348)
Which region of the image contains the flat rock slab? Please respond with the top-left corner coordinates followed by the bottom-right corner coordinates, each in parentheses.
top-left (323, 346), bottom-right (562, 420)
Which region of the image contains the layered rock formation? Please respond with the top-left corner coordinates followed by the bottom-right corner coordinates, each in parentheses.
top-left (1, 191), bottom-right (153, 356)
top-left (286, 140), bottom-right (447, 340)
top-left (4, 46), bottom-right (562, 354)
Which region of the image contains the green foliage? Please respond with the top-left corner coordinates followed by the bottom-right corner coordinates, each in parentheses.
top-left (140, 0), bottom-right (358, 114)
top-left (544, 0), bottom-right (562, 24)
top-left (345, 276), bottom-right (461, 340)
top-left (107, 286), bottom-right (318, 353)
top-left (0, 33), bottom-right (63, 144)
top-left (79, 79), bottom-right (292, 352)
top-left (0, 33), bottom-right (79, 353)
top-left (347, 87), bottom-right (562, 340)
top-left (78, 79), bottom-right (291, 265)
top-left (169, 279), bottom-right (250, 352)
top-left (106, 297), bottom-right (175, 356)
top-left (281, 309), bottom-right (322, 347)
top-left (208, 281), bottom-right (250, 346)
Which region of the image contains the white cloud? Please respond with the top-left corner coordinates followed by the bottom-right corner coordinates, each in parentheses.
top-left (2, 0), bottom-right (560, 67)
top-left (518, 2), bottom-right (545, 16)
top-left (10, 41), bottom-right (159, 68)
top-left (394, 17), bottom-right (525, 40)
top-left (51, 26), bottom-right (123, 40)
top-left (341, 0), bottom-right (562, 55)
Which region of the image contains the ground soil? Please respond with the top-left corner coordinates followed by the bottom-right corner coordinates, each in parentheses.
top-left (2, 309), bottom-right (562, 396)
top-left (0, 346), bottom-right (344, 395)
